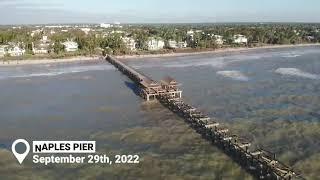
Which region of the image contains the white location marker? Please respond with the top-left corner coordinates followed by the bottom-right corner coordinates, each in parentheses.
top-left (11, 139), bottom-right (30, 164)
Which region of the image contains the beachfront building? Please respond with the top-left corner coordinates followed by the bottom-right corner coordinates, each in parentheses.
top-left (0, 45), bottom-right (7, 57)
top-left (168, 40), bottom-right (188, 49)
top-left (62, 41), bottom-right (79, 52)
top-left (33, 36), bottom-right (51, 54)
top-left (33, 43), bottom-right (50, 54)
top-left (168, 40), bottom-right (176, 48)
top-left (7, 45), bottom-right (25, 56)
top-left (147, 38), bottom-right (165, 50)
top-left (233, 34), bottom-right (248, 44)
top-left (306, 35), bottom-right (315, 41)
top-left (122, 37), bottom-right (136, 51)
top-left (214, 35), bottom-right (224, 45)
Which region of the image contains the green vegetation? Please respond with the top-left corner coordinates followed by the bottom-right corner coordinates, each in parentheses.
top-left (1, 23), bottom-right (320, 60)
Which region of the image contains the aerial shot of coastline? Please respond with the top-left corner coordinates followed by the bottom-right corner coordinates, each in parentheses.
top-left (0, 0), bottom-right (319, 180)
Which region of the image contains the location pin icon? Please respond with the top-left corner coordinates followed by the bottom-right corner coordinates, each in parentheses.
top-left (11, 139), bottom-right (30, 164)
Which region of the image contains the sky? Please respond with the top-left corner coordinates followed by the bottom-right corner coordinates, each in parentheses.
top-left (0, 0), bottom-right (320, 25)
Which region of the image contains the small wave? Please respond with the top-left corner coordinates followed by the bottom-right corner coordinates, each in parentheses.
top-left (132, 57), bottom-right (226, 69)
top-left (0, 65), bottom-right (113, 79)
top-left (281, 54), bottom-right (301, 58)
top-left (164, 59), bottom-right (226, 69)
top-left (10, 72), bottom-right (64, 78)
top-left (275, 68), bottom-right (320, 80)
top-left (127, 47), bottom-right (320, 70)
top-left (216, 70), bottom-right (249, 81)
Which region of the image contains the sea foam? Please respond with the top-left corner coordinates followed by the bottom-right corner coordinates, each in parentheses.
top-left (0, 65), bottom-right (113, 79)
top-left (275, 68), bottom-right (320, 80)
top-left (216, 70), bottom-right (249, 81)
top-left (132, 57), bottom-right (226, 69)
top-left (131, 48), bottom-right (319, 70)
top-left (281, 53), bottom-right (301, 58)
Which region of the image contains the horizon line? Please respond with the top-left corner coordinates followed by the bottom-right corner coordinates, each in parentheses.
top-left (1, 21), bottom-right (320, 26)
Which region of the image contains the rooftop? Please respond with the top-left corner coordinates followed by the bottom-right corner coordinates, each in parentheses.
top-left (140, 77), bottom-right (160, 88)
top-left (161, 76), bottom-right (178, 86)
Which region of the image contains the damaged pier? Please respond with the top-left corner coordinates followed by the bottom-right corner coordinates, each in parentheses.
top-left (106, 55), bottom-right (303, 180)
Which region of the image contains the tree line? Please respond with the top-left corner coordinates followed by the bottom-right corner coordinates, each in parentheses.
top-left (1, 24), bottom-right (320, 57)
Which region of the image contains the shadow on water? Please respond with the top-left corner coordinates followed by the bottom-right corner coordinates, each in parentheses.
top-left (124, 81), bottom-right (141, 97)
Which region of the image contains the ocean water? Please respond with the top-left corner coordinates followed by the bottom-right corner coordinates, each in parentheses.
top-left (0, 46), bottom-right (319, 179)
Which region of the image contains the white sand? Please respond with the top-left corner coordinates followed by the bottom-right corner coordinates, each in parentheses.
top-left (0, 43), bottom-right (319, 66)
top-left (0, 56), bottom-right (101, 66)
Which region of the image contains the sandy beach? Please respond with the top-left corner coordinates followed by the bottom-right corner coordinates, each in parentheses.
top-left (116, 43), bottom-right (320, 60)
top-left (0, 56), bottom-right (102, 66)
top-left (0, 43), bottom-right (319, 66)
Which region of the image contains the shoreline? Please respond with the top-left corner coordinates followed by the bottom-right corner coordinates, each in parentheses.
top-left (116, 43), bottom-right (320, 60)
top-left (0, 56), bottom-right (101, 67)
top-left (0, 43), bottom-right (319, 66)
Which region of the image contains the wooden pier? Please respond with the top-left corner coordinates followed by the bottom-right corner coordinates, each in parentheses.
top-left (106, 55), bottom-right (182, 101)
top-left (106, 55), bottom-right (303, 180)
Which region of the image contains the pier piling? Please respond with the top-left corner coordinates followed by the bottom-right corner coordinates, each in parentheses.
top-left (106, 55), bottom-right (303, 180)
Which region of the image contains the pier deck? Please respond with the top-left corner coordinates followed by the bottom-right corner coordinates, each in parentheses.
top-left (106, 55), bottom-right (303, 180)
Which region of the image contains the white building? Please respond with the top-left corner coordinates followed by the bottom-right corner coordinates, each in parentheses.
top-left (187, 30), bottom-right (196, 42)
top-left (306, 36), bottom-right (315, 41)
top-left (111, 30), bottom-right (124, 34)
top-left (33, 43), bottom-right (49, 54)
top-left (81, 28), bottom-right (91, 35)
top-left (233, 34), bottom-right (248, 44)
top-left (168, 40), bottom-right (177, 48)
top-left (0, 45), bottom-right (7, 57)
top-left (168, 40), bottom-right (187, 49)
top-left (100, 23), bottom-right (111, 28)
top-left (30, 29), bottom-right (42, 37)
top-left (122, 37), bottom-right (136, 51)
top-left (62, 41), bottom-right (78, 52)
top-left (42, 36), bottom-right (48, 42)
top-left (214, 35), bottom-right (224, 45)
top-left (147, 38), bottom-right (165, 50)
top-left (187, 30), bottom-right (194, 35)
top-left (33, 36), bottom-right (51, 54)
top-left (7, 45), bottom-right (25, 56)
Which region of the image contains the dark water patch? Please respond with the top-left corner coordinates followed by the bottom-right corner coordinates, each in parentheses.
top-left (0, 144), bottom-right (6, 149)
top-left (124, 81), bottom-right (141, 97)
